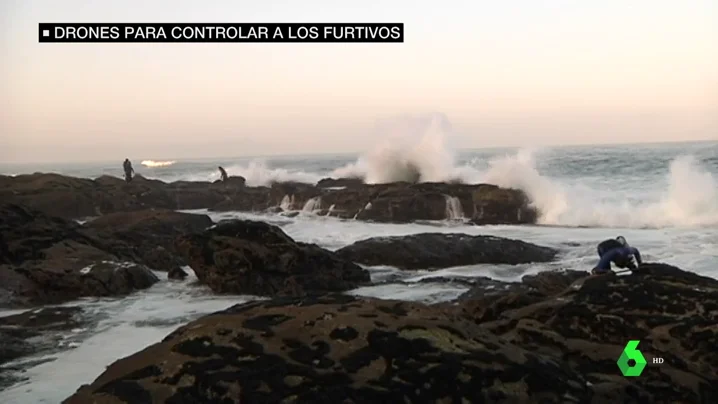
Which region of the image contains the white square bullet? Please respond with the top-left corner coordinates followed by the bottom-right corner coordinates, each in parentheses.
top-left (42, 29), bottom-right (49, 37)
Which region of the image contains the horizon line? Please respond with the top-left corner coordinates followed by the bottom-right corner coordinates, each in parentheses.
top-left (2, 138), bottom-right (716, 167)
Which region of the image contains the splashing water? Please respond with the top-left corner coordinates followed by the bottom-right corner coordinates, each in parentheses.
top-left (154, 160), bottom-right (324, 186)
top-left (327, 111), bottom-right (717, 228)
top-left (302, 197), bottom-right (322, 212)
top-left (4, 111), bottom-right (715, 230)
top-left (332, 112), bottom-right (481, 184)
top-left (480, 150), bottom-right (718, 228)
top-left (480, 149), bottom-right (569, 224)
top-left (279, 195), bottom-right (295, 211)
top-left (444, 195), bottom-right (465, 220)
top-left (141, 160), bottom-right (176, 168)
top-left (221, 160), bottom-right (323, 186)
top-left (649, 155), bottom-right (718, 227)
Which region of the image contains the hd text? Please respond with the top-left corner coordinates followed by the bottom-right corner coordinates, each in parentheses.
top-left (38, 23), bottom-right (404, 43)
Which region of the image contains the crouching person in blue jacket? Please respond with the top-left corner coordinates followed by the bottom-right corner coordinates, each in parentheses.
top-left (592, 236), bottom-right (642, 275)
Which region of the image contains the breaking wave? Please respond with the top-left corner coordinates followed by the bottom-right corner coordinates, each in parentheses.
top-left (480, 151), bottom-right (718, 228)
top-left (5, 114), bottom-right (714, 230)
top-left (328, 113), bottom-right (717, 228)
top-left (226, 160), bottom-right (323, 187)
top-left (332, 112), bottom-right (479, 183)
top-left (155, 160), bottom-right (324, 186)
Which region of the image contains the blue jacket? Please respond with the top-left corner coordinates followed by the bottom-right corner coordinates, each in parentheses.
top-left (596, 247), bottom-right (642, 270)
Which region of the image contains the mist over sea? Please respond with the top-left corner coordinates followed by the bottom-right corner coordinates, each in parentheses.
top-left (0, 118), bottom-right (716, 402)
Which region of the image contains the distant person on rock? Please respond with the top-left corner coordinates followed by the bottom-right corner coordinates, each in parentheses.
top-left (123, 158), bottom-right (134, 182)
top-left (218, 166), bottom-right (228, 182)
top-left (592, 236), bottom-right (642, 275)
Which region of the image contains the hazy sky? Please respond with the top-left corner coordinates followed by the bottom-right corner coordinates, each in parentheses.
top-left (2, 0), bottom-right (717, 163)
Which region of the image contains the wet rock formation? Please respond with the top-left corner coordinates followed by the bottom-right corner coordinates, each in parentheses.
top-left (451, 263), bottom-right (718, 403)
top-left (334, 233), bottom-right (557, 270)
top-left (83, 209), bottom-right (213, 271)
top-left (0, 204), bottom-right (159, 307)
top-left (62, 263), bottom-right (718, 403)
top-left (167, 267), bottom-right (189, 281)
top-left (0, 306), bottom-right (86, 389)
top-left (62, 294), bottom-right (615, 404)
top-left (175, 220), bottom-right (371, 297)
top-left (1, 173), bottom-right (538, 225)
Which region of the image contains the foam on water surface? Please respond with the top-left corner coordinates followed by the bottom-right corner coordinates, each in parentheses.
top-left (347, 282), bottom-right (469, 304)
top-left (0, 131), bottom-right (716, 401)
top-left (2, 204), bottom-right (716, 402)
top-left (194, 209), bottom-right (717, 278)
top-left (0, 269), bottom-right (255, 403)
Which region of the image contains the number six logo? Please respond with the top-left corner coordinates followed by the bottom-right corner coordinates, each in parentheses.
top-left (617, 340), bottom-right (647, 376)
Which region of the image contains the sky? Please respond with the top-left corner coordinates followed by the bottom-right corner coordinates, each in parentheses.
top-left (1, 0), bottom-right (717, 164)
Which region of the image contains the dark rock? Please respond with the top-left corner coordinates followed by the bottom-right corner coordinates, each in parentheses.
top-left (1, 259), bottom-right (160, 308)
top-left (0, 173), bottom-right (231, 219)
top-left (167, 267), bottom-right (188, 281)
top-left (138, 246), bottom-right (181, 273)
top-left (0, 330), bottom-right (34, 366)
top-left (83, 209), bottom-right (213, 271)
top-left (456, 263), bottom-right (718, 402)
top-left (212, 176), bottom-right (246, 187)
top-left (1, 306), bottom-right (86, 389)
top-left (413, 275), bottom-right (482, 287)
top-left (0, 202), bottom-right (101, 266)
top-left (520, 269), bottom-right (587, 295)
top-left (175, 220), bottom-right (370, 297)
top-left (467, 183), bottom-right (538, 225)
top-left (334, 233), bottom-right (557, 270)
top-left (62, 294), bottom-right (630, 404)
top-left (0, 204), bottom-right (160, 307)
top-left (448, 269), bottom-right (596, 324)
top-left (448, 270), bottom-right (588, 324)
top-left (454, 269), bottom-right (588, 303)
top-left (0, 306), bottom-right (84, 337)
top-left (0, 173), bottom-right (539, 225)
top-left (0, 332), bottom-right (36, 390)
top-left (268, 181), bottom-right (320, 210)
top-left (278, 182), bottom-right (538, 224)
top-left (316, 177), bottom-right (364, 188)
top-left (354, 186), bottom-right (449, 222)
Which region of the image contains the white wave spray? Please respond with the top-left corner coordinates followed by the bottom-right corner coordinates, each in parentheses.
top-left (444, 195), bottom-right (465, 220)
top-left (479, 148), bottom-right (568, 224)
top-left (164, 160), bottom-right (324, 187)
top-left (647, 155), bottom-right (718, 227)
top-left (481, 151), bottom-right (718, 228)
top-left (128, 112), bottom-right (716, 229)
top-left (302, 197), bottom-right (322, 213)
top-left (329, 112), bottom-right (717, 228)
top-left (227, 161), bottom-right (323, 187)
top-left (332, 112), bottom-right (481, 184)
top-left (141, 160), bottom-right (176, 168)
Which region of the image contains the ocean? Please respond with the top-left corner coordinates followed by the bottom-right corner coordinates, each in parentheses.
top-left (1, 139), bottom-right (717, 403)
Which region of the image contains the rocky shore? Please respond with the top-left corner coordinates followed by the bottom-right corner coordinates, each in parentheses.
top-left (0, 173), bottom-right (537, 225)
top-left (333, 233), bottom-right (558, 270)
top-left (1, 173), bottom-right (716, 403)
top-left (0, 306), bottom-right (88, 390)
top-left (62, 264), bottom-right (718, 403)
top-left (0, 204), bottom-right (161, 307)
top-left (174, 220), bottom-right (371, 297)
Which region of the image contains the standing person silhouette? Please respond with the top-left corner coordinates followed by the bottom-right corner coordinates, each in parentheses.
top-left (123, 158), bottom-right (135, 182)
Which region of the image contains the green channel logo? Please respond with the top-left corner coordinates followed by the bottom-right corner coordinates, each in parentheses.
top-left (617, 340), bottom-right (647, 376)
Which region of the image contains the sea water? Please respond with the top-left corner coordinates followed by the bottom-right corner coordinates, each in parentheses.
top-left (1, 124), bottom-right (716, 402)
